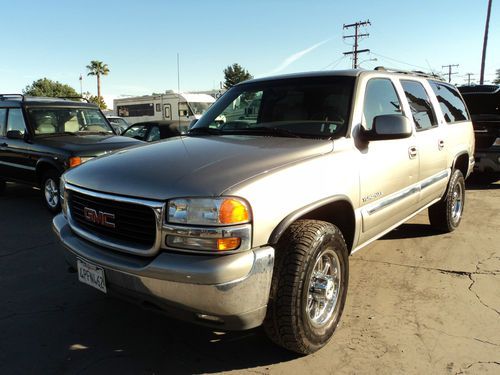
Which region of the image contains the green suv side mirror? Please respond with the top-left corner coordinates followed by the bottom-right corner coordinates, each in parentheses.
top-left (6, 130), bottom-right (25, 140)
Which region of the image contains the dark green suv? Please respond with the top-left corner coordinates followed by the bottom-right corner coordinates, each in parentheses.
top-left (0, 94), bottom-right (143, 212)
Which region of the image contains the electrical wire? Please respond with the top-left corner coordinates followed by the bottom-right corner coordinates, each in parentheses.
top-left (321, 55), bottom-right (348, 70)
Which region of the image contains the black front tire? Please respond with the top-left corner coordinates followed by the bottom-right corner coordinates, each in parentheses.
top-left (429, 169), bottom-right (465, 232)
top-left (264, 220), bottom-right (349, 354)
top-left (41, 170), bottom-right (61, 213)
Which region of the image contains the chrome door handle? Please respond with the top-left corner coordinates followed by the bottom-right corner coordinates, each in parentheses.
top-left (438, 139), bottom-right (445, 150)
top-left (408, 146), bottom-right (418, 159)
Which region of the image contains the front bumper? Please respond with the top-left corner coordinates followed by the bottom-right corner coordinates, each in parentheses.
top-left (53, 214), bottom-right (275, 330)
top-left (474, 148), bottom-right (500, 173)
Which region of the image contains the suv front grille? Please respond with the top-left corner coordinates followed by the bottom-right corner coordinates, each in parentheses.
top-left (69, 190), bottom-right (157, 247)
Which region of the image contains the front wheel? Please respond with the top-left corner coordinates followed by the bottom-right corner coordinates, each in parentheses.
top-left (264, 220), bottom-right (349, 354)
top-left (428, 169), bottom-right (465, 232)
top-left (41, 170), bottom-right (61, 213)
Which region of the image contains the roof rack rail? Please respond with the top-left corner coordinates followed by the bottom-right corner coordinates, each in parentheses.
top-left (0, 94), bottom-right (25, 101)
top-left (57, 96), bottom-right (90, 103)
top-left (374, 66), bottom-right (443, 80)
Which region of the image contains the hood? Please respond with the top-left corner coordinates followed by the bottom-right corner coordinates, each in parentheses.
top-left (35, 134), bottom-right (143, 155)
top-left (64, 135), bottom-right (333, 200)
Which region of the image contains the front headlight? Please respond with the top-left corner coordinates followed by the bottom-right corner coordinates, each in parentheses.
top-left (167, 197), bottom-right (251, 226)
top-left (164, 197), bottom-right (252, 253)
top-left (68, 156), bottom-right (94, 168)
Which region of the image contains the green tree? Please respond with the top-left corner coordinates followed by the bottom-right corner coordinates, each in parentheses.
top-left (493, 69), bottom-right (500, 84)
top-left (86, 60), bottom-right (110, 103)
top-left (223, 63), bottom-right (252, 89)
top-left (83, 91), bottom-right (107, 110)
top-left (23, 78), bottom-right (80, 98)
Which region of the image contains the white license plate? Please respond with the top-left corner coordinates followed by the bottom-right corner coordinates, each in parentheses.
top-left (77, 259), bottom-right (107, 293)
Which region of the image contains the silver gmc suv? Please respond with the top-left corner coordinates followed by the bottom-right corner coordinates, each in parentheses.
top-left (53, 68), bottom-right (475, 354)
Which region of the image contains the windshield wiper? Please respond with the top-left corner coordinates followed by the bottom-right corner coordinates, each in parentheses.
top-left (188, 127), bottom-right (222, 136)
top-left (36, 131), bottom-right (77, 137)
top-left (225, 126), bottom-right (302, 138)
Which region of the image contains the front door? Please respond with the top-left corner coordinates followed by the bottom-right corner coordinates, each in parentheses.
top-left (357, 78), bottom-right (420, 244)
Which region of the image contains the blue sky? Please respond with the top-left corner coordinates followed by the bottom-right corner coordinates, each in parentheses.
top-left (1, 0), bottom-right (499, 107)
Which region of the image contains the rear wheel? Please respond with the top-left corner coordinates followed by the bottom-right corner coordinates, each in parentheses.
top-left (264, 220), bottom-right (349, 354)
top-left (41, 170), bottom-right (61, 213)
top-left (429, 169), bottom-right (465, 232)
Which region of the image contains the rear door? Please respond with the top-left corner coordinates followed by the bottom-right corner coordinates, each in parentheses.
top-left (0, 108), bottom-right (36, 183)
top-left (399, 79), bottom-right (448, 206)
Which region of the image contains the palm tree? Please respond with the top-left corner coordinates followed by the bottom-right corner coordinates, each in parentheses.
top-left (86, 60), bottom-right (110, 101)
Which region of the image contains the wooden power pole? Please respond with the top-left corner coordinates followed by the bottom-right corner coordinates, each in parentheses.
top-left (480, 0), bottom-right (493, 84)
top-left (343, 20), bottom-right (371, 69)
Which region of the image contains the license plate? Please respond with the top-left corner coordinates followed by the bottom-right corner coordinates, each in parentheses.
top-left (77, 259), bottom-right (107, 293)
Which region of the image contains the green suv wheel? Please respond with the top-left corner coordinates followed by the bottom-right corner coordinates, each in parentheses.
top-left (41, 170), bottom-right (61, 213)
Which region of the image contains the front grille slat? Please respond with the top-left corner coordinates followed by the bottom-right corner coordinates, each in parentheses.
top-left (68, 190), bottom-right (157, 248)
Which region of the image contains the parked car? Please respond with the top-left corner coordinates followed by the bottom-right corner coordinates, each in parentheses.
top-left (53, 68), bottom-right (474, 354)
top-left (458, 85), bottom-right (499, 173)
top-left (106, 115), bottom-right (129, 134)
top-left (121, 121), bottom-right (181, 142)
top-left (0, 94), bottom-right (143, 212)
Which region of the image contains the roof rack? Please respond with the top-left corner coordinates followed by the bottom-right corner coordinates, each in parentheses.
top-left (374, 66), bottom-right (444, 80)
top-left (0, 94), bottom-right (25, 101)
top-left (57, 96), bottom-right (90, 103)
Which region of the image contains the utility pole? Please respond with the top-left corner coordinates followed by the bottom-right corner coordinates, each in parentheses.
top-left (442, 64), bottom-right (459, 83)
top-left (480, 0), bottom-right (493, 84)
top-left (343, 20), bottom-right (371, 69)
top-left (465, 73), bottom-right (474, 85)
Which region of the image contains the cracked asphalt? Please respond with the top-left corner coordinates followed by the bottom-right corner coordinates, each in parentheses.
top-left (0, 175), bottom-right (499, 375)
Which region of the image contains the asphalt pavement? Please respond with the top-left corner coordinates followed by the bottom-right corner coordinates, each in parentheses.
top-left (0, 175), bottom-right (499, 375)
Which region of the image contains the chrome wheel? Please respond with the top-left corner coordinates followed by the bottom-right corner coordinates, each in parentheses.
top-left (44, 178), bottom-right (59, 209)
top-left (306, 248), bottom-right (341, 327)
top-left (450, 181), bottom-right (463, 224)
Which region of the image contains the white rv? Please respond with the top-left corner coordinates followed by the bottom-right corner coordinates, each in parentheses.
top-left (113, 93), bottom-right (216, 130)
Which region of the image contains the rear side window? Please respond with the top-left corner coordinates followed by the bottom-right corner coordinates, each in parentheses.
top-left (363, 79), bottom-right (402, 129)
top-left (0, 108), bottom-right (7, 135)
top-left (401, 80), bottom-right (437, 131)
top-left (429, 81), bottom-right (469, 123)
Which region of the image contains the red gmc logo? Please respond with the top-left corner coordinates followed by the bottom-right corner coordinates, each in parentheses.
top-left (83, 207), bottom-right (116, 229)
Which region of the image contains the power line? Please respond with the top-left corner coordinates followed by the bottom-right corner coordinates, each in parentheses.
top-left (321, 55), bottom-right (348, 70)
top-left (442, 64), bottom-right (459, 83)
top-left (369, 52), bottom-right (431, 71)
top-left (343, 20), bottom-right (371, 69)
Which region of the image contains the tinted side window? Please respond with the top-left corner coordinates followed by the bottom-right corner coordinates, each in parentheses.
top-left (363, 79), bottom-right (402, 130)
top-left (7, 108), bottom-right (27, 135)
top-left (0, 108), bottom-right (7, 136)
top-left (429, 81), bottom-right (469, 123)
top-left (401, 80), bottom-right (437, 131)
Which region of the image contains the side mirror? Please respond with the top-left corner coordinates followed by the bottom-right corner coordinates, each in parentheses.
top-left (360, 114), bottom-right (412, 141)
top-left (6, 130), bottom-right (24, 140)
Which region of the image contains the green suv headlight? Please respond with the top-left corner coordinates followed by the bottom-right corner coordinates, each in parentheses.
top-left (167, 197), bottom-right (251, 226)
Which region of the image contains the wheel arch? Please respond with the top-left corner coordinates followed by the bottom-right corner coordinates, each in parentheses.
top-left (452, 152), bottom-right (470, 178)
top-left (35, 159), bottom-right (64, 184)
top-left (268, 195), bottom-right (356, 253)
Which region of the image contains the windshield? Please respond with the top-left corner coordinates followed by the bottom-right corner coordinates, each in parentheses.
top-left (27, 107), bottom-right (114, 136)
top-left (191, 76), bottom-right (355, 139)
top-left (188, 102), bottom-right (213, 116)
